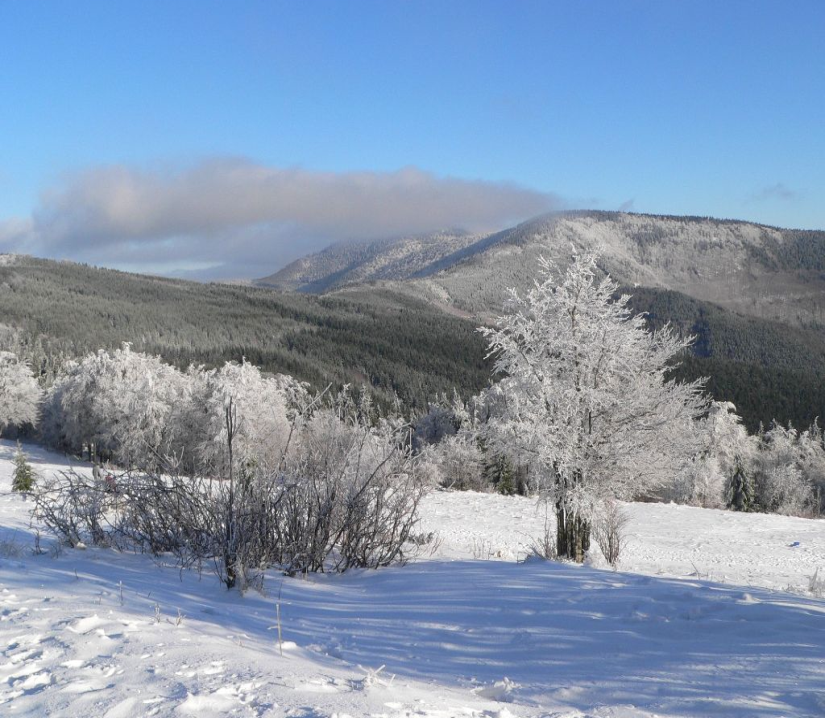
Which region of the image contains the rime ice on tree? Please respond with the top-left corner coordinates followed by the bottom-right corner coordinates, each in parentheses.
top-left (480, 252), bottom-right (707, 561)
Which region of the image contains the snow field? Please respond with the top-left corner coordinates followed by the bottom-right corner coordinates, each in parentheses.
top-left (1, 440), bottom-right (824, 717)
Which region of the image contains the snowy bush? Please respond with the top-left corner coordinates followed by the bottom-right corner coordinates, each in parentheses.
top-left (41, 348), bottom-right (306, 477)
top-left (0, 350), bottom-right (41, 436)
top-left (751, 424), bottom-right (816, 516)
top-left (275, 405), bottom-right (424, 574)
top-left (670, 402), bottom-right (754, 508)
top-left (591, 499), bottom-right (629, 568)
top-left (173, 360), bottom-right (299, 475)
top-left (412, 401), bottom-right (459, 451)
top-left (41, 344), bottom-right (184, 468)
top-left (419, 432), bottom-right (486, 491)
top-left (757, 464), bottom-right (813, 516)
top-left (34, 387), bottom-right (426, 586)
top-left (34, 470), bottom-right (112, 547)
top-left (528, 512), bottom-right (558, 561)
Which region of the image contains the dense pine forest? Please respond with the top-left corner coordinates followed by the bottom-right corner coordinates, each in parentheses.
top-left (627, 287), bottom-right (825, 431)
top-left (1, 253), bottom-right (824, 430)
top-left (0, 256), bottom-right (491, 414)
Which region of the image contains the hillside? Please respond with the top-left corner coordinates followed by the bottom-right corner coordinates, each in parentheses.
top-left (625, 287), bottom-right (825, 430)
top-left (0, 255), bottom-right (490, 413)
top-left (262, 211), bottom-right (825, 430)
top-left (4, 210), bottom-right (825, 430)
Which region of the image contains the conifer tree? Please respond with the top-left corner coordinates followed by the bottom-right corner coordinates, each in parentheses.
top-left (726, 455), bottom-right (753, 512)
top-left (11, 442), bottom-right (35, 493)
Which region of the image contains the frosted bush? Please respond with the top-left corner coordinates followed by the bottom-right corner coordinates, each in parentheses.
top-left (421, 432), bottom-right (486, 491)
top-left (758, 464), bottom-right (813, 516)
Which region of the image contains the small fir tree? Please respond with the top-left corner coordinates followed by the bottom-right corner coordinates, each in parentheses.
top-left (726, 456), bottom-right (753, 512)
top-left (12, 442), bottom-right (35, 493)
top-left (486, 453), bottom-right (516, 495)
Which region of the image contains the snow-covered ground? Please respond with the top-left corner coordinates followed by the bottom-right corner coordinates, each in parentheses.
top-left (1, 439), bottom-right (823, 717)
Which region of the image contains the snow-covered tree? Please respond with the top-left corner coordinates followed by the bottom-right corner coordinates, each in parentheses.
top-left (419, 432), bottom-right (486, 490)
top-left (675, 401), bottom-right (755, 507)
top-left (177, 360), bottom-right (295, 475)
top-left (480, 252), bottom-right (707, 561)
top-left (412, 402), bottom-right (459, 452)
top-left (752, 423), bottom-right (816, 516)
top-left (41, 344), bottom-right (184, 467)
top-left (0, 351), bottom-right (42, 435)
top-left (796, 421), bottom-right (825, 513)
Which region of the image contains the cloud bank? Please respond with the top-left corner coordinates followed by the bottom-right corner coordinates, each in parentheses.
top-left (1, 160), bottom-right (561, 279)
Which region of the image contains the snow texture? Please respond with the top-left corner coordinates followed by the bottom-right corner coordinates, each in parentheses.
top-left (1, 440), bottom-right (824, 717)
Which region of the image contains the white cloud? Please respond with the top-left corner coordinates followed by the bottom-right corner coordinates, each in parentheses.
top-left (4, 159), bottom-right (561, 278)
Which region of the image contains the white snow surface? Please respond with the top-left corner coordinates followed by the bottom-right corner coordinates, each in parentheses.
top-left (1, 439), bottom-right (823, 717)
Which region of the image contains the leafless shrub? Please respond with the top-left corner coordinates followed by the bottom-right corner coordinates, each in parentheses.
top-left (33, 470), bottom-right (114, 547)
top-left (407, 530), bottom-right (443, 557)
top-left (471, 537), bottom-right (495, 560)
top-left (33, 392), bottom-right (426, 587)
top-left (592, 499), bottom-right (629, 568)
top-left (0, 536), bottom-right (24, 558)
top-left (808, 568), bottom-right (825, 598)
top-left (529, 514), bottom-right (558, 561)
top-left (271, 408), bottom-right (424, 575)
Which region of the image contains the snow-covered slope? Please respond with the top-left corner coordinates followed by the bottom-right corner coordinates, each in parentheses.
top-left (405, 212), bottom-right (825, 325)
top-left (2, 440), bottom-right (824, 717)
top-left (259, 212), bottom-right (825, 327)
top-left (257, 230), bottom-right (482, 293)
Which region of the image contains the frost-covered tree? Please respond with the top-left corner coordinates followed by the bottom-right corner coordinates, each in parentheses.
top-left (176, 360), bottom-right (297, 475)
top-left (0, 351), bottom-right (42, 436)
top-left (480, 253), bottom-right (707, 561)
top-left (41, 344), bottom-right (184, 467)
top-left (796, 421), bottom-right (825, 513)
top-left (752, 423), bottom-right (816, 516)
top-left (419, 432), bottom-right (486, 491)
top-left (675, 401), bottom-right (754, 507)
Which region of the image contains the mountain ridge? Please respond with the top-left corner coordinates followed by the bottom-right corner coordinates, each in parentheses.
top-left (258, 211), bottom-right (825, 329)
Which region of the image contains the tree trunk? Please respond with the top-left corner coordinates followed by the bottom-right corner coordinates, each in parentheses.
top-left (556, 500), bottom-right (590, 562)
top-left (223, 401), bottom-right (237, 589)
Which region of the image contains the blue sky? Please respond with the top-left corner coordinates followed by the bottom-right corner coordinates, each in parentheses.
top-left (1, 1), bottom-right (823, 278)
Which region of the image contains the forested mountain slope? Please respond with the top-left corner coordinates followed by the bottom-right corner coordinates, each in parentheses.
top-left (0, 255), bottom-right (490, 413)
top-left (624, 287), bottom-right (825, 431)
top-left (262, 211), bottom-right (825, 430)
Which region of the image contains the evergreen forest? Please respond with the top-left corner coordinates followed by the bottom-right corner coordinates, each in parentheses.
top-left (1, 253), bottom-right (823, 430)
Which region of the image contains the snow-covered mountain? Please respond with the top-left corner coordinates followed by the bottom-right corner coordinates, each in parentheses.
top-left (258, 211), bottom-right (825, 326)
top-left (256, 229), bottom-right (483, 293)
